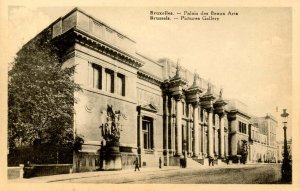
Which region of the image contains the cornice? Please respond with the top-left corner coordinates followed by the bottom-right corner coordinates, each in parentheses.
top-left (227, 109), bottom-right (251, 120)
top-left (186, 85), bottom-right (203, 95)
top-left (213, 99), bottom-right (228, 115)
top-left (168, 79), bottom-right (187, 89)
top-left (137, 71), bottom-right (162, 86)
top-left (54, 27), bottom-right (145, 69)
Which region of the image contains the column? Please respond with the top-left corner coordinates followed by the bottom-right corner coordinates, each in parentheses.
top-left (187, 104), bottom-right (191, 155)
top-left (193, 103), bottom-right (199, 157)
top-left (186, 117), bottom-right (191, 155)
top-left (189, 123), bottom-right (193, 155)
top-left (198, 125), bottom-right (202, 158)
top-left (208, 108), bottom-right (214, 157)
top-left (225, 131), bottom-right (229, 156)
top-left (176, 96), bottom-right (183, 156)
top-left (190, 104), bottom-right (193, 155)
top-left (164, 95), bottom-right (169, 165)
top-left (230, 120), bottom-right (237, 156)
top-left (183, 124), bottom-right (187, 157)
top-left (214, 125), bottom-right (219, 156)
top-left (201, 125), bottom-right (206, 156)
top-left (171, 98), bottom-right (176, 154)
top-left (219, 114), bottom-right (225, 158)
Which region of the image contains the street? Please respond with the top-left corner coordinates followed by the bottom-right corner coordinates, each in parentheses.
top-left (18, 164), bottom-right (282, 184)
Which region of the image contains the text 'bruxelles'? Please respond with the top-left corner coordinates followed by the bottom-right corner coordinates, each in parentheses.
top-left (149, 10), bottom-right (239, 21)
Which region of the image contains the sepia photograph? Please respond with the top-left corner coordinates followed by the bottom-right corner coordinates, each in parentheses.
top-left (1, 2), bottom-right (300, 190)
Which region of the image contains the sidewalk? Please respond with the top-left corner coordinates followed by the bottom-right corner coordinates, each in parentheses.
top-left (10, 166), bottom-right (181, 183)
top-left (10, 163), bottom-right (269, 183)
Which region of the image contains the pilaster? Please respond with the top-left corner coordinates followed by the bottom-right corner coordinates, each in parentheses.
top-left (137, 114), bottom-right (144, 155)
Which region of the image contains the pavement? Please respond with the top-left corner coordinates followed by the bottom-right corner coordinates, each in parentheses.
top-left (9, 163), bottom-right (271, 183)
top-left (10, 166), bottom-right (178, 183)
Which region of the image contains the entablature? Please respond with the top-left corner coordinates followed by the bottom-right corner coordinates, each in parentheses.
top-left (53, 27), bottom-right (144, 70)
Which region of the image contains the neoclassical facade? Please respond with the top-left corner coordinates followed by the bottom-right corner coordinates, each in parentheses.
top-left (23, 8), bottom-right (278, 171)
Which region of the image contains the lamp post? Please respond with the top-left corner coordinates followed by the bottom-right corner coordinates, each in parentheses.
top-left (280, 109), bottom-right (291, 183)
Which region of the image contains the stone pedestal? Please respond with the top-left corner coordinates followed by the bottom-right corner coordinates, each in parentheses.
top-left (100, 141), bottom-right (122, 171)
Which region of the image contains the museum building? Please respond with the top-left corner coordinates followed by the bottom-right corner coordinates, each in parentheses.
top-left (21, 8), bottom-right (278, 171)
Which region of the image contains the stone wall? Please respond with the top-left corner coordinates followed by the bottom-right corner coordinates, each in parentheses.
top-left (7, 165), bottom-right (24, 179)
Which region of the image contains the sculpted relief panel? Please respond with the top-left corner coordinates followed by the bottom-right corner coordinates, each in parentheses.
top-left (137, 88), bottom-right (161, 112)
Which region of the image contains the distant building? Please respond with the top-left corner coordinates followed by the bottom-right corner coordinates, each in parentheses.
top-left (277, 139), bottom-right (292, 162)
top-left (249, 114), bottom-right (278, 163)
top-left (16, 8), bottom-right (279, 171)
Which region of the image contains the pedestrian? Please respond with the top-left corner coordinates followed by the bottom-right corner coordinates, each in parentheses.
top-left (134, 157), bottom-right (140, 171)
top-left (179, 155), bottom-right (184, 168)
top-left (209, 156), bottom-right (214, 166)
top-left (159, 157), bottom-right (162, 168)
top-left (226, 156), bottom-right (229, 165)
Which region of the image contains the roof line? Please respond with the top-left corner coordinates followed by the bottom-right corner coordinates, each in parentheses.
top-left (70, 7), bottom-right (136, 43)
top-left (136, 52), bottom-right (163, 67)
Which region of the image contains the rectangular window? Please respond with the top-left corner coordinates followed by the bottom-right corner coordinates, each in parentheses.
top-left (105, 69), bottom-right (114, 93)
top-left (239, 121), bottom-right (247, 134)
top-left (117, 73), bottom-right (125, 96)
top-left (92, 64), bottom-right (102, 89)
top-left (142, 117), bottom-right (153, 150)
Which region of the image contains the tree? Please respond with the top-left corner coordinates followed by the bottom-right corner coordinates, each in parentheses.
top-left (240, 140), bottom-right (248, 164)
top-left (8, 32), bottom-right (81, 164)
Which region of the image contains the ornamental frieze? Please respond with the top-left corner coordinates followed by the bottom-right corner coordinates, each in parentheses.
top-left (137, 88), bottom-right (161, 110)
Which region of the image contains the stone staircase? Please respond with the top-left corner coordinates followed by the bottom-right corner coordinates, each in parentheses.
top-left (168, 156), bottom-right (228, 168)
top-left (186, 158), bottom-right (203, 168)
top-left (189, 157), bottom-right (228, 167)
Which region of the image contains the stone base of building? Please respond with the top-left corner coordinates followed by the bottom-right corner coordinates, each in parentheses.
top-left (73, 152), bottom-right (99, 173)
top-left (73, 145), bottom-right (169, 172)
top-left (99, 142), bottom-right (122, 171)
top-left (100, 155), bottom-right (122, 171)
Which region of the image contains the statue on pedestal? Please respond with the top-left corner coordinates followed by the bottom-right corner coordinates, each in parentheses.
top-left (99, 105), bottom-right (127, 171)
top-left (101, 105), bottom-right (126, 143)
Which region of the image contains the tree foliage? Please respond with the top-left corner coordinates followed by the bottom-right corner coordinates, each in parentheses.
top-left (8, 33), bottom-right (81, 164)
top-left (240, 140), bottom-right (248, 164)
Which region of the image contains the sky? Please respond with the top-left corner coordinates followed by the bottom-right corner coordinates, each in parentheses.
top-left (7, 6), bottom-right (292, 140)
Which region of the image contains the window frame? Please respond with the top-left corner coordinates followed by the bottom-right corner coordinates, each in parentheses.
top-left (91, 63), bottom-right (102, 90)
top-left (142, 116), bottom-right (154, 150)
top-left (117, 73), bottom-right (125, 96)
top-left (105, 68), bottom-right (114, 93)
